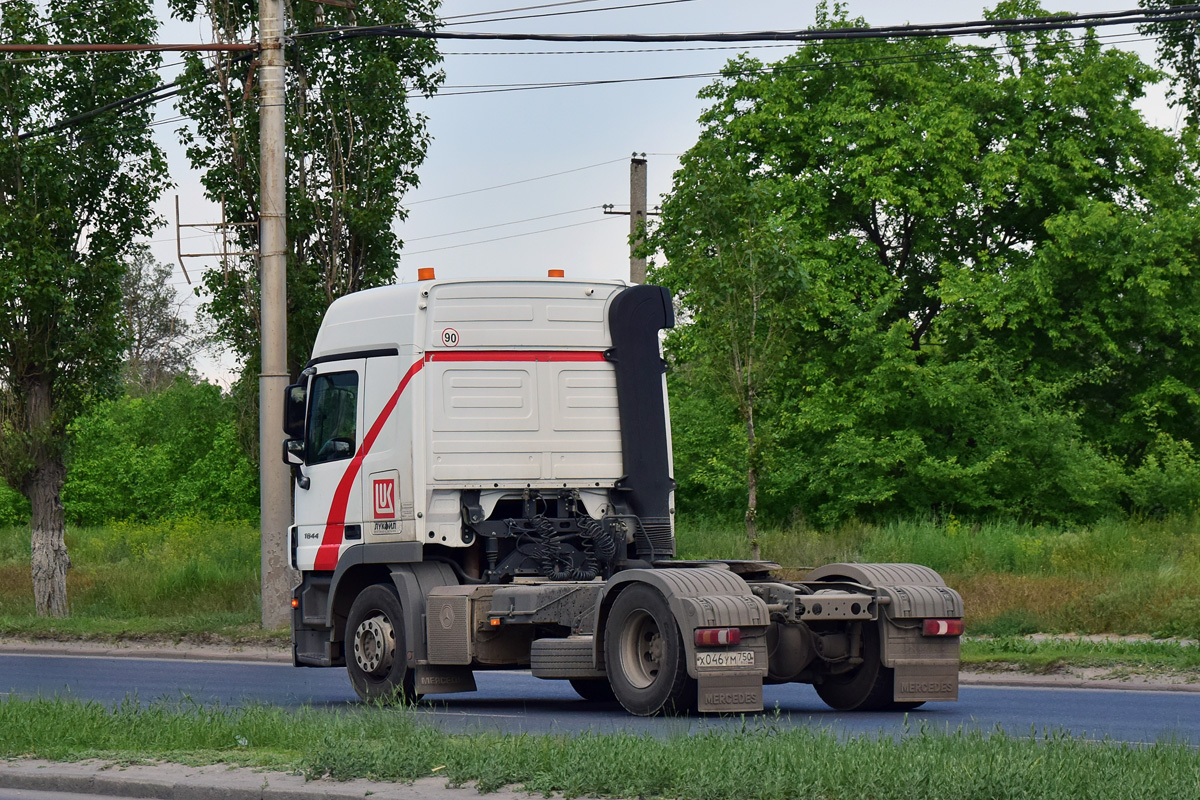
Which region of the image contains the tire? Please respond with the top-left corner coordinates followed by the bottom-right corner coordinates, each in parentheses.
top-left (345, 583), bottom-right (414, 704)
top-left (603, 584), bottom-right (695, 716)
top-left (569, 678), bottom-right (617, 703)
top-left (813, 623), bottom-right (925, 712)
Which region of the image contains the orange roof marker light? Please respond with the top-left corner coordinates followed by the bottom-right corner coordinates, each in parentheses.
top-left (418, 267), bottom-right (436, 281)
top-left (548, 269), bottom-right (565, 278)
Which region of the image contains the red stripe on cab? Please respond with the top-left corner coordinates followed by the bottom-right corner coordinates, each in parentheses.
top-left (426, 350), bottom-right (606, 363)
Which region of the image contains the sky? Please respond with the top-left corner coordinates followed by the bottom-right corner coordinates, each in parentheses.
top-left (145, 1), bottom-right (1182, 383)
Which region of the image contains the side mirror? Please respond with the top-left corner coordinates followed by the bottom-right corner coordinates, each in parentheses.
top-left (283, 382), bottom-right (307, 439)
top-left (283, 438), bottom-right (305, 466)
top-left (282, 439), bottom-right (309, 490)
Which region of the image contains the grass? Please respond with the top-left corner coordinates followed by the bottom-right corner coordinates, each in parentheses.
top-left (2, 696), bottom-right (1199, 800)
top-left (0, 518), bottom-right (272, 640)
top-left (961, 637), bottom-right (1200, 674)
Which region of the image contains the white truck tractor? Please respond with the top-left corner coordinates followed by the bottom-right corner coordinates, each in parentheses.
top-left (284, 276), bottom-right (963, 716)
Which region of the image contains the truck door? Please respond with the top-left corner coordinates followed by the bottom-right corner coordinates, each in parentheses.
top-left (293, 359), bottom-right (366, 572)
top-left (359, 353), bottom-right (416, 542)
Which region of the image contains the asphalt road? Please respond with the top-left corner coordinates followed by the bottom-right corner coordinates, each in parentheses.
top-left (2, 653), bottom-right (1198, 743)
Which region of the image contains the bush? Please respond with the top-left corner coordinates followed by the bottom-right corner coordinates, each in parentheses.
top-left (64, 380), bottom-right (258, 525)
top-left (0, 482), bottom-right (29, 527)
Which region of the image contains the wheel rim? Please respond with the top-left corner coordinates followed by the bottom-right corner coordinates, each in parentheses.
top-left (618, 609), bottom-right (663, 689)
top-left (353, 612), bottom-right (396, 676)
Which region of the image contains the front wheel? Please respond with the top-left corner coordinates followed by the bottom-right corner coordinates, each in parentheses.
top-left (813, 623), bottom-right (924, 712)
top-left (345, 583), bottom-right (414, 703)
top-left (603, 584), bottom-right (695, 716)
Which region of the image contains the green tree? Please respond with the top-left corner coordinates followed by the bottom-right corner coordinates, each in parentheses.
top-left (653, 1), bottom-right (1200, 526)
top-left (121, 247), bottom-right (195, 394)
top-left (651, 142), bottom-right (804, 558)
top-left (0, 0), bottom-right (167, 615)
top-left (168, 0), bottom-right (444, 452)
top-left (1139, 1), bottom-right (1200, 124)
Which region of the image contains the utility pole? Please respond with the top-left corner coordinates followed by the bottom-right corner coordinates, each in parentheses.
top-left (259, 0), bottom-right (291, 628)
top-left (603, 153), bottom-right (657, 283)
top-left (629, 153), bottom-right (647, 283)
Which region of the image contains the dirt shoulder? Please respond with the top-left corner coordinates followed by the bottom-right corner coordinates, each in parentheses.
top-left (0, 634), bottom-right (292, 663)
top-left (3, 633), bottom-right (1199, 692)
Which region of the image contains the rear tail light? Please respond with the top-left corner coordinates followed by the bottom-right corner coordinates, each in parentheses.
top-left (922, 619), bottom-right (964, 637)
top-left (695, 628), bottom-right (741, 646)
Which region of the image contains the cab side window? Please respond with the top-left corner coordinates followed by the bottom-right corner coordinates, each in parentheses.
top-left (306, 371), bottom-right (359, 465)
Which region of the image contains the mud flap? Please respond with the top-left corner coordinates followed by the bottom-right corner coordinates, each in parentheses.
top-left (415, 665), bottom-right (477, 696)
top-left (893, 661), bottom-right (959, 703)
top-left (696, 672), bottom-right (763, 714)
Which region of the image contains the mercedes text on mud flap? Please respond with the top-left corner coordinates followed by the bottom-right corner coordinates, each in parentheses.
top-left (284, 275), bottom-right (964, 716)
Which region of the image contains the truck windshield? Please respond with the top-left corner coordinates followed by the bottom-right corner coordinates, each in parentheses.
top-left (306, 371), bottom-right (358, 465)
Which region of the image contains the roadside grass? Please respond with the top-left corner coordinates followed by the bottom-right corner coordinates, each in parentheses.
top-left (0, 520), bottom-right (272, 640)
top-left (2, 696), bottom-right (1198, 800)
top-left (3, 514), bottom-right (1199, 652)
top-left (961, 637), bottom-right (1200, 674)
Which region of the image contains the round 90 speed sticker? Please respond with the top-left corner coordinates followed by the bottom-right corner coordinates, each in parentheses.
top-left (441, 328), bottom-right (460, 347)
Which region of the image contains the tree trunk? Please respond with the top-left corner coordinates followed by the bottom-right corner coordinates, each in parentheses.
top-left (744, 405), bottom-right (761, 562)
top-left (30, 460), bottom-right (69, 617)
top-left (25, 377), bottom-right (69, 618)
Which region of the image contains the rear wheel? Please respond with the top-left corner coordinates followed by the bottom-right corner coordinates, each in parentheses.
top-left (813, 623), bottom-right (924, 712)
top-left (604, 584), bottom-right (695, 716)
top-left (345, 584), bottom-right (414, 703)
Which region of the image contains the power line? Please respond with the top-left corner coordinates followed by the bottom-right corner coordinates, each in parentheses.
top-left (0, 42), bottom-right (255, 52)
top-left (1, 51), bottom-right (193, 68)
top-left (440, 0), bottom-right (700, 27)
top-left (26, 7), bottom-right (100, 33)
top-left (442, 1), bottom-right (602, 21)
top-left (16, 51), bottom-right (253, 142)
top-left (20, 26), bottom-right (1161, 146)
top-left (436, 70), bottom-right (719, 95)
top-left (9, 17), bottom-right (1168, 142)
top-left (307, 6), bottom-right (1200, 45)
top-left (400, 216), bottom-right (617, 256)
top-left (162, 214), bottom-right (621, 277)
top-left (426, 31), bottom-right (1160, 98)
top-left (29, 26), bottom-right (1154, 143)
top-left (435, 27), bottom-right (1146, 56)
top-left (406, 157), bottom-right (626, 204)
top-left (404, 206), bottom-right (600, 241)
top-left (18, 83), bottom-right (180, 141)
top-left (439, 43), bottom-right (804, 55)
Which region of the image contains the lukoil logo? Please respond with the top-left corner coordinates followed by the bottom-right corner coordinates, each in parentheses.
top-left (373, 478), bottom-right (396, 519)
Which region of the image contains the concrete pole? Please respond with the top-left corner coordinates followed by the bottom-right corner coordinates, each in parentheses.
top-left (259, 0), bottom-right (292, 629)
top-left (629, 154), bottom-right (647, 283)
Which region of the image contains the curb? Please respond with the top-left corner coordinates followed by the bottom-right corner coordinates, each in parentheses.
top-left (0, 759), bottom-right (521, 800)
top-left (958, 672), bottom-right (1200, 693)
top-left (0, 641), bottom-right (290, 664)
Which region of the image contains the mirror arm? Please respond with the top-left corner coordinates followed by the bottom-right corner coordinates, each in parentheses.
top-left (292, 464), bottom-right (310, 491)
